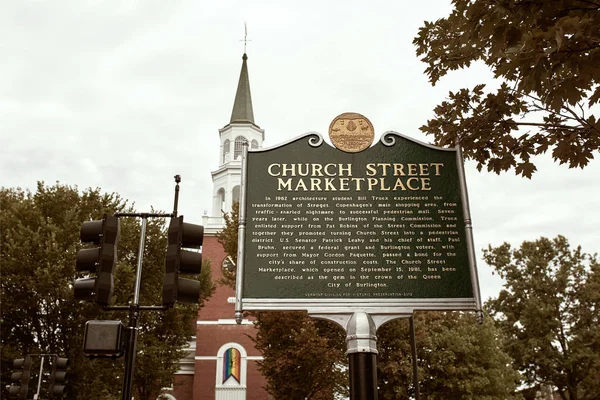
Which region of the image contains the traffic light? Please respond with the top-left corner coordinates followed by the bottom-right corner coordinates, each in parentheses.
top-left (74, 214), bottom-right (120, 305)
top-left (163, 216), bottom-right (204, 307)
top-left (8, 356), bottom-right (32, 399)
top-left (49, 356), bottom-right (69, 397)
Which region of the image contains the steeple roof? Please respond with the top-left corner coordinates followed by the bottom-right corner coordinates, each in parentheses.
top-left (230, 53), bottom-right (255, 124)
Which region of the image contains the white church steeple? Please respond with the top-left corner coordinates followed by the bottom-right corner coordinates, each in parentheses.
top-left (203, 53), bottom-right (264, 235)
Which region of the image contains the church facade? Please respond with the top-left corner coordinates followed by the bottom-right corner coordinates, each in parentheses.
top-left (165, 53), bottom-right (268, 400)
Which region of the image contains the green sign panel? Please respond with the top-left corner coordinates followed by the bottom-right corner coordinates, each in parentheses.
top-left (240, 132), bottom-right (476, 307)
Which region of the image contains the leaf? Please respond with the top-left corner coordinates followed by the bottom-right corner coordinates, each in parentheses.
top-left (515, 161), bottom-right (537, 179)
top-left (551, 140), bottom-right (572, 164)
top-left (589, 86), bottom-right (600, 106)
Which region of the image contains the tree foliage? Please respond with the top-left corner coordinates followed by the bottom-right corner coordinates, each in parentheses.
top-left (1, 182), bottom-right (215, 399)
top-left (486, 236), bottom-right (600, 400)
top-left (378, 312), bottom-right (521, 400)
top-left (252, 312), bottom-right (348, 400)
top-left (215, 201), bottom-right (239, 289)
top-left (414, 0), bottom-right (600, 178)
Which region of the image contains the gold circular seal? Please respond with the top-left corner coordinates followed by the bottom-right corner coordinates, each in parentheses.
top-left (328, 112), bottom-right (374, 153)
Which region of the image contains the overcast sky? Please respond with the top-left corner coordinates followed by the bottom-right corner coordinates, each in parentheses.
top-left (2, 0), bottom-right (598, 302)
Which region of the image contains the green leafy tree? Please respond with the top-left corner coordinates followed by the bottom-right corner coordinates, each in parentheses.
top-left (485, 236), bottom-right (600, 399)
top-left (413, 0), bottom-right (600, 178)
top-left (1, 183), bottom-right (215, 399)
top-left (378, 312), bottom-right (522, 400)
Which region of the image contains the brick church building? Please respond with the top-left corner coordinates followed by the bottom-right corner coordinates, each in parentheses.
top-left (164, 53), bottom-right (269, 400)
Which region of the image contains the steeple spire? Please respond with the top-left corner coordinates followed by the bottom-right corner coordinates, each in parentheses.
top-left (230, 53), bottom-right (255, 124)
top-left (206, 49), bottom-right (264, 234)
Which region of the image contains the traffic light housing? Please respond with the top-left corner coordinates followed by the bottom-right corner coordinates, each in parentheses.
top-left (163, 216), bottom-right (203, 307)
top-left (49, 356), bottom-right (69, 397)
top-left (74, 214), bottom-right (120, 305)
top-left (8, 356), bottom-right (32, 399)
top-left (83, 320), bottom-right (124, 358)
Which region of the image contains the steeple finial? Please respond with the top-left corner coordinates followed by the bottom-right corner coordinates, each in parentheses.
top-left (241, 22), bottom-right (251, 54)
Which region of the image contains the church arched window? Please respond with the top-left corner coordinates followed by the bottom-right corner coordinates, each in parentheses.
top-left (251, 139), bottom-right (259, 149)
top-left (234, 136), bottom-right (246, 160)
top-left (216, 188), bottom-right (225, 213)
top-left (222, 139), bottom-right (230, 163)
top-left (215, 343), bottom-right (247, 399)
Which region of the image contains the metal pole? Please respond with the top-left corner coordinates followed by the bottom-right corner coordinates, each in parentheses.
top-left (235, 142), bottom-right (249, 324)
top-left (349, 353), bottom-right (378, 400)
top-left (409, 316), bottom-right (420, 400)
top-left (173, 175), bottom-right (181, 218)
top-left (347, 313), bottom-right (378, 400)
top-left (33, 355), bottom-right (44, 400)
top-left (455, 144), bottom-right (483, 322)
top-left (121, 216), bottom-right (147, 400)
top-left (132, 217), bottom-right (147, 305)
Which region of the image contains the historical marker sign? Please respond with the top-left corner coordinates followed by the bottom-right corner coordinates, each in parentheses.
top-left (236, 130), bottom-right (481, 315)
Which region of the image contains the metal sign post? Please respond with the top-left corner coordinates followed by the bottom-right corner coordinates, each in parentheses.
top-left (409, 315), bottom-right (421, 400)
top-left (347, 313), bottom-right (378, 400)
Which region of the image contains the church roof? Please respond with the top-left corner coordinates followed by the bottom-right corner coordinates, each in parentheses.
top-left (229, 53), bottom-right (255, 124)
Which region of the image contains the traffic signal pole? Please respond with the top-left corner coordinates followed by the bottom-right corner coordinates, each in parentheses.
top-left (33, 356), bottom-right (44, 400)
top-left (78, 176), bottom-right (203, 400)
top-left (109, 176), bottom-right (187, 400)
top-left (120, 215), bottom-right (146, 400)
top-left (111, 213), bottom-right (172, 400)
top-left (172, 174), bottom-right (180, 218)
